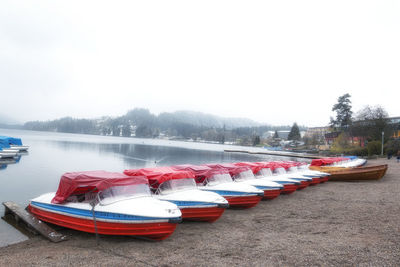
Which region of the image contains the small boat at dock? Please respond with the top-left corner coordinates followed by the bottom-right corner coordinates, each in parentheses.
top-left (236, 162), bottom-right (303, 192)
top-left (0, 136), bottom-right (29, 152)
top-left (207, 163), bottom-right (283, 200)
top-left (173, 164), bottom-right (264, 209)
top-left (124, 167), bottom-right (229, 222)
top-left (260, 162), bottom-right (314, 190)
top-left (29, 171), bottom-right (182, 241)
top-left (309, 164), bottom-right (388, 181)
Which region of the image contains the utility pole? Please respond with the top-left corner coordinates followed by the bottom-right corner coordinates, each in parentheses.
top-left (381, 131), bottom-right (384, 156)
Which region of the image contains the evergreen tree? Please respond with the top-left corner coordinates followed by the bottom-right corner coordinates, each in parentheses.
top-left (253, 135), bottom-right (261, 146)
top-left (273, 130), bottom-right (279, 139)
top-left (330, 93), bottom-right (353, 130)
top-left (288, 123), bottom-right (301, 141)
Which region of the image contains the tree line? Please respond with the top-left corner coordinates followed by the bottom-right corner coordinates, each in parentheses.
top-left (23, 108), bottom-right (304, 145)
top-left (328, 93), bottom-right (399, 156)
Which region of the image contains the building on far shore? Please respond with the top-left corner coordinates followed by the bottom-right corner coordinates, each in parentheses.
top-left (304, 126), bottom-right (330, 139)
top-left (307, 116), bottom-right (400, 149)
top-left (390, 116), bottom-right (400, 138)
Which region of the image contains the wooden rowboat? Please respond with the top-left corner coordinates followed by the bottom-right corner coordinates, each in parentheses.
top-left (309, 164), bottom-right (388, 181)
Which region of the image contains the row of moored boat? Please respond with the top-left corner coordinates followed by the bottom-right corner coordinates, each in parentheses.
top-left (28, 158), bottom-right (367, 241)
top-left (0, 135), bottom-right (29, 158)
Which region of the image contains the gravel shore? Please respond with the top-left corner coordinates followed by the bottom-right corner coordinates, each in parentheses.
top-left (1, 158), bottom-right (399, 266)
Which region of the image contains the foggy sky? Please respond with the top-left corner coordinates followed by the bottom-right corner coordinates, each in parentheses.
top-left (1, 1), bottom-right (399, 127)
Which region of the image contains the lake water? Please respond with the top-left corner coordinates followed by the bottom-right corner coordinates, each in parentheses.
top-left (0, 128), bottom-right (304, 247)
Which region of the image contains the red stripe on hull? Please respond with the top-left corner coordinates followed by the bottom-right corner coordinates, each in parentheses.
top-left (28, 205), bottom-right (177, 241)
top-left (281, 184), bottom-right (297, 194)
top-left (180, 207), bottom-right (225, 222)
top-left (296, 181), bottom-right (310, 190)
top-left (320, 176), bottom-right (329, 183)
top-left (262, 189), bottom-right (281, 200)
top-left (310, 178), bottom-right (320, 186)
top-left (224, 195), bottom-right (262, 209)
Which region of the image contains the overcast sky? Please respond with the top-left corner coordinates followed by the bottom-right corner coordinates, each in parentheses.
top-left (1, 1), bottom-right (399, 127)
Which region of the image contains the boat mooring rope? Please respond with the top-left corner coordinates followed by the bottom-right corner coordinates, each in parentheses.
top-left (90, 199), bottom-right (100, 246)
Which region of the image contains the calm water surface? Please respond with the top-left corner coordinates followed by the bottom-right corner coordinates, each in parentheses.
top-left (0, 129), bottom-right (303, 247)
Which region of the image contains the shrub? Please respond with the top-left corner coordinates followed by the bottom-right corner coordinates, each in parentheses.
top-left (329, 145), bottom-right (368, 157)
top-left (385, 139), bottom-right (400, 156)
top-left (346, 147), bottom-right (368, 157)
top-left (367, 141), bottom-right (382, 156)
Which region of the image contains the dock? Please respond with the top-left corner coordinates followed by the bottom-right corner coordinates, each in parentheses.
top-left (224, 149), bottom-right (323, 159)
top-left (2, 201), bottom-right (67, 243)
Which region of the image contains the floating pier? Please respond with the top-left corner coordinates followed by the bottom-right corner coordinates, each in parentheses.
top-left (2, 201), bottom-right (67, 243)
top-left (224, 149), bottom-right (323, 159)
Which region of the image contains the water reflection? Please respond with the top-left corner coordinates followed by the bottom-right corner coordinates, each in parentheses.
top-left (0, 155), bottom-right (24, 170)
top-left (48, 140), bottom-right (292, 170)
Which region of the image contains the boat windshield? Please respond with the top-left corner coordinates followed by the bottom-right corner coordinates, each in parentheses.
top-left (288, 166), bottom-right (298, 173)
top-left (98, 184), bottom-right (151, 205)
top-left (233, 170), bottom-right (255, 182)
top-left (298, 165), bottom-right (308, 170)
top-left (273, 167), bottom-right (287, 175)
top-left (205, 173), bottom-right (232, 186)
top-left (158, 178), bottom-right (197, 195)
top-left (257, 168), bottom-right (273, 177)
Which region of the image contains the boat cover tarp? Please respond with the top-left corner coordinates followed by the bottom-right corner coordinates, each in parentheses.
top-left (0, 136), bottom-right (22, 146)
top-left (0, 140), bottom-right (11, 149)
top-left (344, 156), bottom-right (358, 160)
top-left (205, 163), bottom-right (250, 177)
top-left (124, 167), bottom-right (195, 188)
top-left (234, 162), bottom-right (264, 174)
top-left (52, 171), bottom-right (148, 204)
top-left (268, 161), bottom-right (292, 170)
top-left (172, 164), bottom-right (229, 183)
top-left (310, 157), bottom-right (349, 166)
top-left (285, 161), bottom-right (307, 166)
top-left (254, 162), bottom-right (279, 170)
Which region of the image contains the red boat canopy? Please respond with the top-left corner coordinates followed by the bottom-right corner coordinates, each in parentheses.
top-left (310, 157), bottom-right (349, 166)
top-left (234, 162), bottom-right (264, 174)
top-left (275, 161), bottom-right (295, 169)
top-left (205, 163), bottom-right (250, 177)
top-left (254, 162), bottom-right (279, 171)
top-left (52, 171), bottom-right (148, 204)
top-left (172, 164), bottom-right (229, 184)
top-left (124, 167), bottom-right (195, 188)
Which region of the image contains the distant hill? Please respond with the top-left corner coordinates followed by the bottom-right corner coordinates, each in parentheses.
top-left (0, 114), bottom-right (20, 125)
top-left (158, 110), bottom-right (260, 129)
top-left (0, 114), bottom-right (22, 129)
top-left (22, 108), bottom-right (296, 144)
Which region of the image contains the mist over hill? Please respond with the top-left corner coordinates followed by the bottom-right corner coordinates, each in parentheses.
top-left (157, 110), bottom-right (260, 129)
top-left (0, 114), bottom-right (22, 129)
top-left (0, 114), bottom-right (20, 125)
top-left (19, 108), bottom-right (300, 144)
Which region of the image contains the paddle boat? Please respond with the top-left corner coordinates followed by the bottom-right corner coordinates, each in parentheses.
top-left (267, 161), bottom-right (319, 187)
top-left (0, 136), bottom-right (29, 151)
top-left (29, 171), bottom-right (182, 241)
top-left (172, 164), bottom-right (264, 209)
top-left (341, 156), bottom-right (367, 167)
top-left (311, 156), bottom-right (366, 168)
top-left (0, 144), bottom-right (18, 158)
top-left (206, 163), bottom-right (283, 200)
top-left (285, 161), bottom-right (330, 183)
top-left (235, 162), bottom-right (303, 193)
top-left (124, 167), bottom-right (229, 222)
top-left (0, 139), bottom-right (21, 154)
